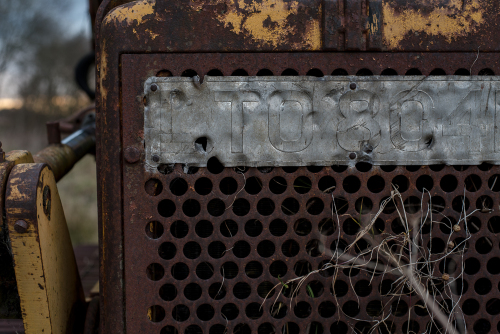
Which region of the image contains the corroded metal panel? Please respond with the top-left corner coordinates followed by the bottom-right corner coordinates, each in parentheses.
top-left (144, 76), bottom-right (500, 167)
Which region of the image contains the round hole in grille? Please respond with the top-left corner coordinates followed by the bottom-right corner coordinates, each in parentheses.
top-left (343, 175), bottom-right (361, 193)
top-left (473, 319), bottom-right (491, 334)
top-left (465, 257), bottom-right (481, 275)
top-left (145, 178), bottom-right (163, 196)
top-left (318, 260), bottom-right (335, 277)
top-left (256, 69), bottom-right (273, 76)
top-left (233, 240), bottom-right (251, 258)
top-left (344, 217), bottom-right (360, 235)
top-left (220, 262), bottom-right (238, 279)
top-left (184, 324), bottom-right (202, 334)
top-left (282, 198), bottom-right (300, 215)
top-left (161, 326), bottom-right (178, 334)
top-left (245, 261), bottom-right (263, 278)
top-left (488, 174), bottom-right (500, 191)
top-left (319, 301), bottom-right (336, 317)
top-left (416, 174), bottom-right (433, 192)
top-left (209, 325), bottom-right (225, 334)
top-left (293, 176), bottom-right (311, 194)
top-left (354, 280), bottom-right (372, 297)
top-left (293, 260), bottom-right (311, 276)
top-left (270, 302), bottom-right (287, 319)
top-left (306, 197), bottom-right (324, 215)
top-left (170, 178), bottom-right (187, 196)
top-left (392, 175), bottom-right (409, 192)
top-left (207, 199), bottom-right (225, 216)
top-left (452, 195), bottom-right (470, 212)
top-left (196, 304), bottom-right (214, 321)
top-left (245, 219), bottom-right (262, 237)
top-left (220, 219), bottom-right (238, 237)
top-left (258, 323), bottom-right (276, 334)
top-left (234, 324), bottom-right (251, 334)
top-left (282, 323), bottom-right (299, 334)
top-left (233, 282), bottom-right (251, 299)
top-left (330, 321), bottom-right (348, 334)
top-left (465, 174), bottom-right (482, 192)
top-left (367, 175), bottom-right (385, 193)
top-left (282, 240), bottom-right (300, 257)
top-left (171, 263), bottom-right (189, 280)
top-left (233, 198), bottom-right (250, 216)
top-left (332, 197), bottom-right (349, 214)
top-left (269, 219), bottom-right (287, 236)
top-left (307, 280), bottom-right (324, 298)
top-left (331, 164), bottom-right (348, 172)
top-left (194, 177), bottom-right (212, 195)
top-left (305, 239), bottom-right (323, 257)
top-left (318, 176), bottom-right (336, 193)
top-left (208, 283), bottom-right (226, 300)
top-left (207, 157), bottom-right (223, 174)
top-left (439, 258), bottom-right (457, 274)
top-left (183, 241), bottom-right (201, 259)
top-left (208, 241), bottom-right (226, 259)
top-left (475, 278), bottom-right (492, 295)
top-left (257, 281), bottom-right (275, 299)
top-left (184, 283), bottom-right (202, 300)
top-left (158, 199), bottom-right (176, 217)
top-left (476, 195), bottom-right (493, 211)
top-left (145, 221), bottom-right (163, 239)
top-left (342, 300), bottom-right (360, 317)
top-left (171, 220), bottom-right (188, 238)
top-left (487, 257), bottom-right (500, 274)
top-left (183, 199), bottom-right (201, 217)
top-left (476, 237), bottom-right (493, 254)
top-left (486, 298), bottom-right (500, 315)
top-left (220, 177), bottom-right (238, 195)
top-left (269, 176), bottom-right (287, 194)
top-left (159, 284), bottom-right (177, 301)
top-left (257, 198), bottom-right (275, 216)
top-left (294, 218), bottom-right (311, 236)
top-left (245, 176), bottom-right (262, 194)
top-left (195, 262), bottom-right (213, 280)
top-left (404, 196), bottom-right (421, 214)
top-left (159, 242), bottom-right (176, 260)
top-left (488, 216), bottom-right (500, 233)
top-left (319, 218), bottom-right (335, 235)
top-left (147, 305), bottom-right (165, 322)
top-left (221, 303), bottom-right (239, 320)
top-left (270, 260), bottom-right (287, 277)
top-left (463, 298), bottom-right (480, 315)
top-left (146, 263), bottom-right (164, 281)
top-left (257, 240), bottom-right (275, 257)
top-left (392, 300), bottom-right (408, 317)
top-left (414, 300), bottom-right (428, 316)
top-left (195, 220), bottom-right (213, 238)
top-left (440, 174), bottom-right (458, 192)
top-left (355, 321), bottom-right (373, 334)
top-left (246, 302), bottom-right (263, 319)
top-left (355, 197), bottom-right (373, 214)
top-left (172, 304), bottom-right (189, 322)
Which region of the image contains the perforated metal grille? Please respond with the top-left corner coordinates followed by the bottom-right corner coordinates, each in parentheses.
top-left (125, 162), bottom-right (500, 334)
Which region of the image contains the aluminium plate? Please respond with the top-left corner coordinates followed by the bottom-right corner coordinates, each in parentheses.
top-left (144, 76), bottom-right (500, 167)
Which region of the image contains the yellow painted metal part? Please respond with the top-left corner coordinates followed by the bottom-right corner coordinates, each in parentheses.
top-left (5, 163), bottom-right (85, 334)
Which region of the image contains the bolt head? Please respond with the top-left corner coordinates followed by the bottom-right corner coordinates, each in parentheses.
top-left (151, 84), bottom-right (158, 92)
top-left (14, 220), bottom-right (28, 233)
top-left (124, 147), bottom-right (141, 164)
top-left (349, 152), bottom-right (357, 160)
top-left (152, 154), bottom-right (160, 163)
top-left (350, 83), bottom-right (356, 90)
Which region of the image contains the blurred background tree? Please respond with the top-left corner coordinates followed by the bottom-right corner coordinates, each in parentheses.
top-left (0, 0), bottom-right (97, 245)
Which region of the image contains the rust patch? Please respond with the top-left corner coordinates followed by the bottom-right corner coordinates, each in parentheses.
top-left (103, 0), bottom-right (155, 27)
top-left (383, 0), bottom-right (486, 49)
top-left (216, 0), bottom-right (319, 49)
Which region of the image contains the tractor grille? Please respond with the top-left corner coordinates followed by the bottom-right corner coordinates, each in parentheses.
top-left (126, 162), bottom-right (500, 334)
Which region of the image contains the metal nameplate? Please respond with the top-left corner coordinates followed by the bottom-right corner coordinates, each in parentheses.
top-left (144, 76), bottom-right (500, 167)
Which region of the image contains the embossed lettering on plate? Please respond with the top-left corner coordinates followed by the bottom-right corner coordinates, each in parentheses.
top-left (144, 76), bottom-right (500, 166)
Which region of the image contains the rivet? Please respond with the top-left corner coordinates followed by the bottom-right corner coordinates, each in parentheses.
top-left (349, 152), bottom-right (357, 160)
top-left (152, 154), bottom-right (160, 163)
top-left (350, 83), bottom-right (356, 90)
top-left (124, 147), bottom-right (141, 164)
top-left (151, 84), bottom-right (158, 92)
top-left (14, 220), bottom-right (28, 233)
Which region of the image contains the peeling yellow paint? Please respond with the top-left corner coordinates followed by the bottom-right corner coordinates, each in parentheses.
top-left (383, 0), bottom-right (486, 49)
top-left (103, 0), bottom-right (155, 27)
top-left (217, 0), bottom-right (318, 49)
top-left (146, 28), bottom-right (160, 40)
top-left (302, 18), bottom-right (322, 50)
top-left (369, 13), bottom-right (379, 35)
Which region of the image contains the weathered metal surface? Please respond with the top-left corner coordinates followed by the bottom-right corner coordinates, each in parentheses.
top-left (5, 164), bottom-right (86, 333)
top-left (145, 76), bottom-right (500, 167)
top-left (97, 0), bottom-right (500, 332)
top-left (96, 0), bottom-right (500, 52)
top-left (124, 161), bottom-right (500, 333)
